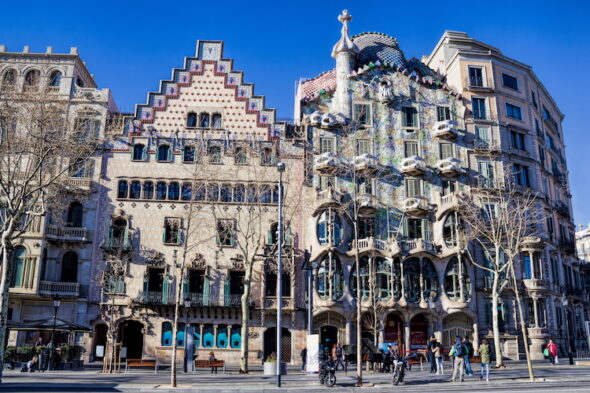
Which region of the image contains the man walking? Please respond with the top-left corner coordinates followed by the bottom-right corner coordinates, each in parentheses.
top-left (449, 337), bottom-right (466, 382)
top-left (428, 337), bottom-right (438, 373)
top-left (301, 347), bottom-right (307, 372)
top-left (462, 336), bottom-right (474, 376)
top-left (334, 344), bottom-right (345, 371)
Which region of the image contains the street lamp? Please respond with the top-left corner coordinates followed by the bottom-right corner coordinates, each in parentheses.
top-left (48, 294), bottom-right (61, 371)
top-left (276, 161), bottom-right (285, 388)
top-left (183, 296), bottom-right (191, 373)
top-left (561, 294), bottom-right (575, 365)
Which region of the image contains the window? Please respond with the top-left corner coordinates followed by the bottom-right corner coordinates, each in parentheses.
top-left (156, 182), bottom-right (167, 200)
top-left (117, 180), bottom-right (128, 199)
top-left (316, 255), bottom-right (344, 300)
top-left (477, 161), bottom-right (495, 187)
top-left (233, 184), bottom-right (245, 203)
top-left (405, 178), bottom-right (422, 197)
top-left (401, 107), bottom-right (418, 128)
top-left (506, 103), bottom-right (522, 120)
top-left (212, 113), bottom-right (222, 129)
top-left (129, 181), bottom-right (141, 199)
top-left (199, 113), bottom-right (210, 128)
top-left (437, 106), bottom-right (451, 121)
top-left (181, 183), bottom-right (192, 201)
top-left (207, 183), bottom-right (219, 201)
top-left (49, 71), bottom-right (62, 87)
top-left (356, 177), bottom-right (373, 195)
top-left (531, 91), bottom-right (537, 108)
top-left (405, 218), bottom-right (423, 239)
top-left (472, 98), bottom-right (487, 120)
top-left (502, 73), bottom-right (519, 90)
top-left (69, 159), bottom-right (91, 178)
top-left (319, 176), bottom-right (335, 191)
top-left (439, 143), bottom-right (454, 159)
top-left (355, 139), bottom-right (370, 155)
top-left (11, 247), bottom-right (26, 287)
top-left (510, 131), bottom-right (526, 150)
top-left (208, 145), bottom-right (222, 164)
top-left (24, 70), bottom-right (40, 87)
top-left (186, 112), bottom-right (197, 127)
top-left (194, 183), bottom-right (206, 201)
top-left (259, 185), bottom-right (271, 203)
top-left (468, 67), bottom-right (484, 87)
top-left (74, 117), bottom-right (100, 140)
top-left (513, 163), bottom-right (530, 187)
top-left (61, 252), bottom-right (78, 282)
top-left (319, 137), bottom-right (335, 154)
top-left (163, 218), bottom-right (182, 244)
top-left (474, 126), bottom-right (491, 148)
top-left (353, 104), bottom-right (370, 125)
top-left (143, 182), bottom-right (154, 199)
top-left (545, 134), bottom-right (554, 150)
top-left (317, 209), bottom-right (342, 246)
top-left (442, 179), bottom-right (456, 196)
top-left (66, 202), bottom-right (83, 227)
top-left (183, 146), bottom-right (195, 162)
top-left (404, 141), bottom-right (418, 157)
top-left (217, 219), bottom-right (235, 247)
top-left (188, 269), bottom-right (205, 294)
top-left (234, 146), bottom-right (247, 165)
top-left (358, 216), bottom-right (375, 239)
top-left (260, 147), bottom-right (274, 166)
top-left (220, 184), bottom-right (232, 202)
top-left (442, 214), bottom-right (458, 247)
top-left (444, 257), bottom-right (471, 302)
top-left (2, 69), bottom-right (16, 86)
top-left (157, 145), bottom-right (171, 162)
top-left (168, 182), bottom-right (180, 200)
top-left (132, 144), bottom-right (146, 161)
top-left (403, 257), bottom-right (438, 302)
top-left (246, 185), bottom-right (257, 203)
top-left (265, 271), bottom-right (291, 297)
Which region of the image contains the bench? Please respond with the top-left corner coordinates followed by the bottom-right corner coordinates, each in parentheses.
top-left (195, 359), bottom-right (226, 374)
top-left (125, 358), bottom-right (157, 374)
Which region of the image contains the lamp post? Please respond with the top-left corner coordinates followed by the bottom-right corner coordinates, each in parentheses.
top-left (48, 294), bottom-right (61, 371)
top-left (183, 296), bottom-right (191, 373)
top-left (276, 161), bottom-right (285, 387)
top-left (561, 294), bottom-right (575, 365)
top-left (301, 250), bottom-right (314, 336)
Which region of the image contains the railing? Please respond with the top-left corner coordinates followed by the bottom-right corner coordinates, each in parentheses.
top-left (103, 278), bottom-right (125, 294)
top-left (401, 239), bottom-right (437, 254)
top-left (187, 292), bottom-right (210, 306)
top-left (473, 139), bottom-right (499, 151)
top-left (466, 76), bottom-right (486, 88)
top-left (45, 86), bottom-right (60, 94)
top-left (138, 290), bottom-right (175, 305)
top-left (63, 177), bottom-right (92, 190)
top-left (353, 237), bottom-right (388, 252)
top-left (45, 225), bottom-right (89, 242)
top-left (39, 281), bottom-right (80, 297)
top-left (224, 294), bottom-right (242, 307)
top-left (103, 233), bottom-right (132, 251)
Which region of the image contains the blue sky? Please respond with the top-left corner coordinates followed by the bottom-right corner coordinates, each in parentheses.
top-left (1, 0), bottom-right (589, 226)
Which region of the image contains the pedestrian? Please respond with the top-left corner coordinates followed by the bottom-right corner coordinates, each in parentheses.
top-left (462, 336), bottom-right (474, 376)
top-left (428, 336), bottom-right (438, 373)
top-left (449, 336), bottom-right (466, 382)
top-left (335, 343), bottom-right (345, 371)
top-left (546, 340), bottom-right (558, 365)
top-left (301, 347), bottom-right (307, 372)
top-left (208, 351), bottom-right (218, 374)
top-left (433, 341), bottom-right (444, 375)
top-left (26, 353), bottom-right (39, 372)
top-left (342, 345), bottom-right (349, 374)
top-left (479, 339), bottom-right (491, 382)
top-left (33, 337), bottom-right (43, 348)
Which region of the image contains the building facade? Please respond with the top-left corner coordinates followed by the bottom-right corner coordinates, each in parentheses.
top-left (0, 45), bottom-right (117, 349)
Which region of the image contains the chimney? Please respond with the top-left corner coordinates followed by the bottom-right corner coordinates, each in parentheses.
top-left (23, 45), bottom-right (30, 53)
top-left (0, 45), bottom-right (6, 52)
top-left (70, 47), bottom-right (78, 55)
top-left (46, 46), bottom-right (53, 54)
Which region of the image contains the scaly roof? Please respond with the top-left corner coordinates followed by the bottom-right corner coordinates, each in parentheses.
top-left (352, 32), bottom-right (407, 69)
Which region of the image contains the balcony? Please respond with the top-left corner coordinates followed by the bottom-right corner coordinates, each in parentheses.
top-left (435, 192), bottom-right (467, 219)
top-left (400, 156), bottom-right (426, 176)
top-left (521, 236), bottom-right (544, 252)
top-left (38, 281), bottom-right (80, 297)
top-left (473, 139), bottom-right (500, 152)
top-left (314, 152), bottom-right (346, 176)
top-left (45, 225), bottom-right (89, 242)
top-left (63, 177), bottom-right (93, 191)
top-left (556, 201), bottom-right (570, 218)
top-left (464, 77), bottom-right (493, 92)
top-left (523, 279), bottom-right (548, 292)
top-left (313, 187), bottom-right (343, 216)
top-left (224, 294), bottom-right (242, 307)
top-left (436, 157), bottom-right (463, 177)
top-left (400, 239), bottom-right (438, 255)
top-left (45, 86), bottom-right (60, 95)
top-left (357, 193), bottom-right (379, 214)
top-left (102, 232), bottom-right (132, 252)
top-left (400, 196), bottom-right (430, 215)
top-left (433, 120), bottom-right (458, 140)
top-left (350, 237), bottom-right (388, 256)
top-left (186, 292), bottom-right (211, 307)
top-left (135, 291), bottom-right (174, 305)
top-left (353, 154), bottom-right (382, 177)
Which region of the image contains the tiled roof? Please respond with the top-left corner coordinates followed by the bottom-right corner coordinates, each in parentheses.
top-left (300, 69), bottom-right (336, 101)
top-left (352, 32), bottom-right (407, 68)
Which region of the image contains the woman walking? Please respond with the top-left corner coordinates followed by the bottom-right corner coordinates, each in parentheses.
top-left (479, 339), bottom-right (491, 382)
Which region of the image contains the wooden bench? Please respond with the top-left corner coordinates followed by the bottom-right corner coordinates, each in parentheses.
top-left (125, 358), bottom-right (157, 374)
top-left (194, 359), bottom-right (226, 374)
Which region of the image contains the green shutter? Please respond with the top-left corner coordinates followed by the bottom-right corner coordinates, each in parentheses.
top-left (182, 276), bottom-right (189, 298)
top-left (422, 219), bottom-right (431, 241)
top-left (162, 272), bottom-right (170, 305)
top-left (203, 279), bottom-right (210, 306)
top-left (142, 146), bottom-right (147, 161)
top-left (123, 225), bottom-right (129, 248)
top-left (285, 226), bottom-right (292, 246)
top-left (224, 279), bottom-right (230, 305)
top-left (267, 229), bottom-right (273, 245)
top-left (107, 225), bottom-right (114, 248)
top-left (402, 218), bottom-right (408, 238)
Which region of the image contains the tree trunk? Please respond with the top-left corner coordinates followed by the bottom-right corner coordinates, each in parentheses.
top-left (491, 272), bottom-right (504, 368)
top-left (353, 220), bottom-right (362, 386)
top-left (0, 236), bottom-right (13, 383)
top-left (511, 264), bottom-right (534, 381)
top-left (170, 275), bottom-right (181, 387)
top-left (240, 263), bottom-right (253, 374)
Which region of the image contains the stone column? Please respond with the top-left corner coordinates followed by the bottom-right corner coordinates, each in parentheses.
top-left (529, 251), bottom-right (535, 279)
top-left (213, 324), bottom-right (218, 348)
top-left (404, 321), bottom-right (411, 354)
top-left (533, 297), bottom-right (540, 328)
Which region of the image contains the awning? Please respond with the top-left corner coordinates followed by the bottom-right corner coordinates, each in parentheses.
top-left (7, 317), bottom-right (91, 333)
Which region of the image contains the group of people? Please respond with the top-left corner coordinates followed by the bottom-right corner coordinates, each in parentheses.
top-left (448, 336), bottom-right (491, 382)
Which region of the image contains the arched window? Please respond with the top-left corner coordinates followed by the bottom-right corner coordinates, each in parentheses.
top-left (317, 209), bottom-right (342, 246)
top-left (117, 180), bottom-right (128, 199)
top-left (161, 322), bottom-right (173, 346)
top-left (233, 184), bottom-right (245, 203)
top-left (208, 145), bottom-right (222, 164)
top-left (181, 183), bottom-right (192, 201)
top-left (212, 113), bottom-right (222, 129)
top-left (156, 182), bottom-right (167, 200)
top-left (143, 181), bottom-right (154, 199)
top-left (234, 146), bottom-right (247, 165)
top-left (445, 257), bottom-right (471, 302)
top-left (217, 325), bottom-right (228, 348)
top-left (61, 251), bottom-right (78, 282)
top-left (2, 69), bottom-right (16, 86)
top-left (67, 202), bottom-right (83, 227)
top-left (129, 181), bottom-right (141, 199)
top-left (350, 257), bottom-right (392, 301)
top-left (49, 71), bottom-right (62, 87)
top-left (199, 113), bottom-right (210, 128)
top-left (186, 112), bottom-right (197, 128)
top-left (207, 183), bottom-right (219, 201)
top-left (403, 257), bottom-right (438, 303)
top-left (24, 69), bottom-right (40, 87)
top-left (316, 255), bottom-right (344, 300)
top-left (230, 325), bottom-right (241, 348)
top-left (132, 144), bottom-right (145, 161)
top-left (11, 246), bottom-right (26, 287)
top-left (183, 146), bottom-right (195, 162)
top-left (442, 213), bottom-right (458, 247)
top-left (176, 323), bottom-right (185, 346)
top-left (260, 147), bottom-right (274, 166)
top-left (168, 182), bottom-right (180, 200)
top-left (376, 257), bottom-right (393, 300)
top-left (157, 145), bottom-right (171, 162)
top-left (202, 324), bottom-right (214, 348)
top-left (220, 184), bottom-right (232, 202)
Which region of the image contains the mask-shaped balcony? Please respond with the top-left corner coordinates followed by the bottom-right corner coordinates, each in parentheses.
top-left (312, 187), bottom-right (343, 216)
top-left (314, 152), bottom-right (346, 176)
top-left (436, 157), bottom-right (463, 177)
top-left (357, 193), bottom-right (379, 214)
top-left (349, 237), bottom-right (389, 256)
top-left (521, 236), bottom-right (545, 252)
top-left (353, 154), bottom-right (383, 177)
top-left (435, 191), bottom-right (468, 220)
top-left (433, 120), bottom-right (458, 140)
top-left (400, 156), bottom-right (426, 176)
top-left (400, 196), bottom-right (430, 215)
top-left (400, 238), bottom-right (438, 256)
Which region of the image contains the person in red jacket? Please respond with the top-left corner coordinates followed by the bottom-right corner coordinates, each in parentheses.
top-left (546, 340), bottom-right (558, 365)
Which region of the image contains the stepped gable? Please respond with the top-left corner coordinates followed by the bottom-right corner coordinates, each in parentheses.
top-left (134, 40), bottom-right (284, 140)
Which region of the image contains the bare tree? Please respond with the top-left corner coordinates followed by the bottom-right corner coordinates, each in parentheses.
top-left (360, 254), bottom-right (386, 348)
top-left (0, 88), bottom-right (111, 380)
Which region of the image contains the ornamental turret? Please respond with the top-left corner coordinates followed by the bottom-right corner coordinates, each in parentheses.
top-left (331, 10), bottom-right (359, 119)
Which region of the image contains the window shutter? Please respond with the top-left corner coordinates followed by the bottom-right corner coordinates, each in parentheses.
top-left (223, 279), bottom-right (230, 305)
top-left (285, 226), bottom-right (292, 246)
top-left (177, 230), bottom-right (184, 245)
top-left (267, 229), bottom-right (274, 245)
top-left (422, 219), bottom-right (431, 241)
top-left (143, 272), bottom-right (148, 293)
top-left (123, 225), bottom-right (129, 248)
top-left (402, 218), bottom-right (408, 238)
top-left (182, 276), bottom-right (189, 298)
top-left (203, 279), bottom-right (210, 306)
top-left (142, 146), bottom-right (147, 161)
top-left (162, 229), bottom-right (166, 243)
top-left (162, 272), bottom-right (170, 305)
top-left (167, 147), bottom-right (172, 162)
top-left (107, 225), bottom-right (114, 248)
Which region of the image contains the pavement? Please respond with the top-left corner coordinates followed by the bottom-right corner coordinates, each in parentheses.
top-left (1, 360), bottom-right (590, 393)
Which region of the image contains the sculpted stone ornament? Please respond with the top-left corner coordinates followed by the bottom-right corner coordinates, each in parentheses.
top-left (378, 80), bottom-right (394, 104)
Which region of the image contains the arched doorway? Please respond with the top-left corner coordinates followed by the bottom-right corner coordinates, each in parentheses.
top-left (118, 320), bottom-right (143, 359)
top-left (442, 313), bottom-right (474, 349)
top-left (263, 327), bottom-right (291, 362)
top-left (92, 324), bottom-right (107, 361)
top-left (383, 313), bottom-right (404, 352)
top-left (410, 314), bottom-right (428, 349)
top-left (313, 311), bottom-right (346, 355)
top-left (319, 325), bottom-right (338, 356)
